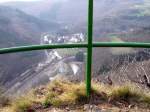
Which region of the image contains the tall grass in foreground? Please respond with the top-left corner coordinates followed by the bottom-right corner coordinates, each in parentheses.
top-left (9, 80), bottom-right (150, 112)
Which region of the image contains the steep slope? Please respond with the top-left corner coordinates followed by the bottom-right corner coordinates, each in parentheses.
top-left (0, 6), bottom-right (59, 85)
top-left (1, 80), bottom-right (150, 112)
top-left (0, 5), bottom-right (58, 47)
top-left (3, 0), bottom-right (150, 36)
top-left (1, 0), bottom-right (150, 91)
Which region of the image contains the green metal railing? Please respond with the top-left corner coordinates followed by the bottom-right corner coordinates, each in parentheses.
top-left (1, 0), bottom-right (150, 97)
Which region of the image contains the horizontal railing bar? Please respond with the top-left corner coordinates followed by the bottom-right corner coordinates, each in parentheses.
top-left (0, 43), bottom-right (88, 54)
top-left (93, 42), bottom-right (150, 48)
top-left (1, 42), bottom-right (150, 54)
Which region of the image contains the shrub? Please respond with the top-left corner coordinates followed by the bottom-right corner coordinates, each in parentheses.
top-left (109, 84), bottom-right (150, 105)
top-left (12, 97), bottom-right (34, 112)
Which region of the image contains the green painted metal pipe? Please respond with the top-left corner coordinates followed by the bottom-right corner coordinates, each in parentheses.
top-left (86, 0), bottom-right (93, 97)
top-left (1, 42), bottom-right (150, 55)
top-left (1, 41), bottom-right (150, 98)
top-left (0, 0), bottom-right (149, 99)
top-left (0, 43), bottom-right (88, 54)
top-left (93, 42), bottom-right (150, 48)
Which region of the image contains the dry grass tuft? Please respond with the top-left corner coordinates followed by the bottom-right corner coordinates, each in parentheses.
top-left (109, 86), bottom-right (138, 101)
top-left (12, 97), bottom-right (34, 112)
top-left (42, 80), bottom-right (87, 107)
top-left (8, 80), bottom-right (150, 112)
top-left (108, 84), bottom-right (150, 106)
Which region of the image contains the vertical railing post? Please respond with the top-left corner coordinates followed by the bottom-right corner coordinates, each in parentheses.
top-left (86, 0), bottom-right (93, 97)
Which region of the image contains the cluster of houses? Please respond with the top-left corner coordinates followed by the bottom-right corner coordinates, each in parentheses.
top-left (41, 33), bottom-right (85, 44)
